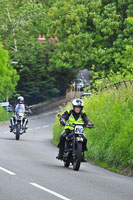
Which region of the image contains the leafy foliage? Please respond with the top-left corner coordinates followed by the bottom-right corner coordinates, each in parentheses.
top-left (0, 0), bottom-right (132, 103)
top-left (0, 107), bottom-right (12, 121)
top-left (84, 85), bottom-right (133, 169)
top-left (53, 84), bottom-right (133, 172)
top-left (14, 41), bottom-right (59, 104)
top-left (0, 43), bottom-right (19, 101)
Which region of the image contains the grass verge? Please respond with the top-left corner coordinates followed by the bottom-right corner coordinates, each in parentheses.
top-left (53, 85), bottom-right (133, 176)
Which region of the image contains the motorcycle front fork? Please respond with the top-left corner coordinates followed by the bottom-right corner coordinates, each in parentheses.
top-left (10, 118), bottom-right (14, 126)
top-left (72, 136), bottom-right (76, 159)
top-left (23, 118), bottom-right (28, 129)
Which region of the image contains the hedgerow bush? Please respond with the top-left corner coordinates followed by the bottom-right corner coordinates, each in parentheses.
top-left (0, 107), bottom-right (12, 121)
top-left (53, 84), bottom-right (133, 173)
top-left (84, 85), bottom-right (133, 169)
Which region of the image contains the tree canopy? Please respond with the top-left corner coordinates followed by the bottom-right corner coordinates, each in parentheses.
top-left (0, 0), bottom-right (132, 104)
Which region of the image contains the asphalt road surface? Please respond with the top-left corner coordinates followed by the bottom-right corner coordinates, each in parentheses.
top-left (0, 109), bottom-right (133, 200)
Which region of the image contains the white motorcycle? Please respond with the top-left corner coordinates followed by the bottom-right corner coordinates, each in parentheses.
top-left (9, 104), bottom-right (31, 140)
top-left (12, 112), bottom-right (27, 140)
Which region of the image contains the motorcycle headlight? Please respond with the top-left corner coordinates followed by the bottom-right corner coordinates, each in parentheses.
top-left (75, 126), bottom-right (83, 133)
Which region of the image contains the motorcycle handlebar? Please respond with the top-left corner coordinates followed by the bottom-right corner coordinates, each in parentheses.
top-left (57, 114), bottom-right (62, 118)
top-left (85, 125), bottom-right (94, 128)
top-left (57, 113), bottom-right (94, 128)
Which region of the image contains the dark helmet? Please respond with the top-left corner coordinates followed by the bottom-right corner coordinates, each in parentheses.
top-left (72, 99), bottom-right (84, 111)
top-left (17, 96), bottom-right (24, 104)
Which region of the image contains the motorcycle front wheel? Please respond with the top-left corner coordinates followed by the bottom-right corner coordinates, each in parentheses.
top-left (16, 123), bottom-right (21, 140)
top-left (73, 142), bottom-right (82, 171)
top-left (64, 159), bottom-right (70, 168)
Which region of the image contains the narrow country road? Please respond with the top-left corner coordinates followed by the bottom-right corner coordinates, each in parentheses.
top-left (0, 108), bottom-right (133, 200)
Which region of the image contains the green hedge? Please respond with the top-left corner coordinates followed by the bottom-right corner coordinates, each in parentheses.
top-left (53, 85), bottom-right (133, 174)
top-left (0, 107), bottom-right (12, 121)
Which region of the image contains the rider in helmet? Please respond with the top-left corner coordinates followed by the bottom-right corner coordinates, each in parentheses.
top-left (56, 98), bottom-right (94, 160)
top-left (15, 96), bottom-right (25, 112)
top-left (9, 96), bottom-right (31, 132)
top-left (17, 96), bottom-right (24, 104)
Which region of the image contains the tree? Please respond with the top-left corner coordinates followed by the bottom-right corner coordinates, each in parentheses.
top-left (47, 0), bottom-right (133, 76)
top-left (0, 43), bottom-right (19, 101)
top-left (0, 0), bottom-right (132, 104)
top-left (14, 41), bottom-right (59, 104)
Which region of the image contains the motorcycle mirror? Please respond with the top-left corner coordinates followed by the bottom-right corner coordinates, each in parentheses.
top-left (57, 114), bottom-right (62, 118)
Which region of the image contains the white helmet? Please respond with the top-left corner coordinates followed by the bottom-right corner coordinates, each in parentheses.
top-left (72, 99), bottom-right (84, 111)
top-left (17, 96), bottom-right (24, 104)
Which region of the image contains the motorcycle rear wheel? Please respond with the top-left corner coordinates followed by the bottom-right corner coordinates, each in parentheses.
top-left (73, 142), bottom-right (82, 171)
top-left (16, 123), bottom-right (21, 140)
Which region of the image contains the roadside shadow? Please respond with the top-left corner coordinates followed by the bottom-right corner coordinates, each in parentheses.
top-left (41, 162), bottom-right (88, 173)
top-left (0, 137), bottom-right (16, 141)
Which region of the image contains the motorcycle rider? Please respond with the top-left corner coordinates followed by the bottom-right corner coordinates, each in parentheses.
top-left (56, 98), bottom-right (94, 160)
top-left (9, 96), bottom-right (31, 132)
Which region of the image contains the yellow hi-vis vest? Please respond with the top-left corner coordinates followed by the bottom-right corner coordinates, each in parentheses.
top-left (64, 112), bottom-right (84, 130)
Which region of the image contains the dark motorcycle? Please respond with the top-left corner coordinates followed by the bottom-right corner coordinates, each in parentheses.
top-left (58, 114), bottom-right (93, 171)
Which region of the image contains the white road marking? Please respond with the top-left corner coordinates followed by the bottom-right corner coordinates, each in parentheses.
top-left (35, 127), bottom-right (41, 129)
top-left (0, 167), bottom-right (16, 175)
top-left (42, 125), bottom-right (49, 128)
top-left (35, 125), bottom-right (49, 129)
top-left (0, 132), bottom-right (9, 134)
top-left (1, 125), bottom-right (49, 134)
top-left (30, 182), bottom-right (71, 200)
top-left (27, 128), bottom-right (33, 131)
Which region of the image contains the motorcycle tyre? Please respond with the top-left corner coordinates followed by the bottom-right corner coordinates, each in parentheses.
top-left (73, 142), bottom-right (82, 171)
top-left (16, 123), bottom-right (21, 140)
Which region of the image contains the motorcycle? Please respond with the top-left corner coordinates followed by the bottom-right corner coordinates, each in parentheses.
top-left (57, 114), bottom-right (93, 171)
top-left (11, 112), bottom-right (27, 140)
top-left (9, 105), bottom-right (32, 140)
